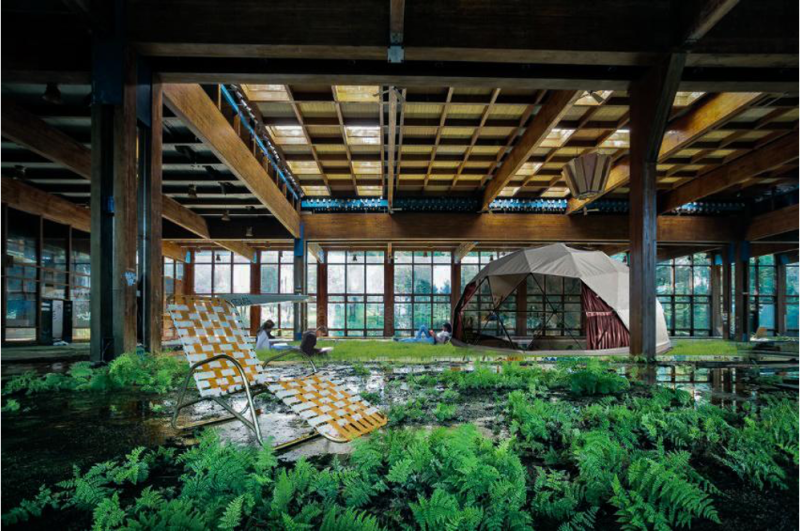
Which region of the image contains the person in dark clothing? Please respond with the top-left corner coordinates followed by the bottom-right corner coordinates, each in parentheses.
top-left (300, 326), bottom-right (331, 356)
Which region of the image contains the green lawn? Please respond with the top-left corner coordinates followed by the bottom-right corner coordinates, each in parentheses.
top-left (254, 337), bottom-right (761, 363)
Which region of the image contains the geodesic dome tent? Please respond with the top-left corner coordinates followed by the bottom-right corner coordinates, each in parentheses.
top-left (452, 243), bottom-right (671, 353)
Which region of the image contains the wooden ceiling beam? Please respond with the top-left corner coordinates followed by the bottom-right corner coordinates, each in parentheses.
top-left (302, 213), bottom-right (738, 243)
top-left (1, 98), bottom-right (212, 240)
top-left (216, 240), bottom-right (257, 262)
top-left (566, 91), bottom-right (763, 214)
top-left (3, 176), bottom-right (189, 261)
top-left (658, 131), bottom-right (799, 213)
top-left (161, 241), bottom-right (188, 262)
top-left (163, 84), bottom-right (301, 238)
top-left (454, 242), bottom-right (478, 263)
top-left (745, 204), bottom-right (800, 241)
top-left (481, 90), bottom-right (579, 210)
top-left (683, 0), bottom-right (741, 46)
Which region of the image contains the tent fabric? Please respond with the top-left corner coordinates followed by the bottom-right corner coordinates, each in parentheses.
top-left (582, 283), bottom-right (630, 349)
top-left (456, 243), bottom-right (671, 352)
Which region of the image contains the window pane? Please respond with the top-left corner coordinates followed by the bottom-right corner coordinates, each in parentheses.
top-left (395, 265), bottom-right (413, 294)
top-left (366, 265), bottom-right (384, 294)
top-left (214, 264), bottom-right (231, 293)
top-left (233, 264), bottom-right (250, 293)
top-left (433, 265), bottom-right (451, 294)
top-left (347, 265), bottom-right (365, 293)
top-left (329, 265), bottom-right (345, 293)
top-left (366, 303), bottom-right (383, 329)
top-left (347, 302), bottom-right (365, 330)
top-left (693, 266), bottom-right (710, 295)
top-left (261, 251), bottom-right (279, 263)
top-left (329, 302), bottom-right (345, 329)
top-left (395, 303), bottom-right (412, 330)
top-left (307, 264), bottom-right (318, 293)
top-left (461, 265), bottom-right (480, 287)
top-left (261, 264), bottom-right (279, 293)
top-left (414, 267), bottom-right (432, 294)
top-left (675, 266), bottom-right (691, 294)
top-left (786, 266), bottom-right (799, 296)
top-left (413, 303), bottom-right (432, 329)
top-left (195, 264), bottom-right (212, 293)
top-left (280, 267), bottom-right (293, 294)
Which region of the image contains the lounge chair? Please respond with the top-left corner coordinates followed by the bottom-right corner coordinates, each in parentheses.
top-left (166, 295), bottom-right (387, 448)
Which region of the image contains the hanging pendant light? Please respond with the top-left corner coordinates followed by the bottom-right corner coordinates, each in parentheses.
top-left (42, 83), bottom-right (62, 105)
top-left (562, 152), bottom-right (612, 199)
top-left (221, 210), bottom-right (231, 221)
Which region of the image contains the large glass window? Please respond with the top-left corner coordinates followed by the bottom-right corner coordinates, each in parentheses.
top-left (71, 231), bottom-right (91, 339)
top-left (328, 251), bottom-right (384, 337)
top-left (394, 251), bottom-right (450, 336)
top-left (5, 210), bottom-right (39, 341)
top-left (194, 250), bottom-right (251, 295)
top-left (786, 262), bottom-right (799, 336)
top-left (306, 253), bottom-right (318, 330)
top-left (259, 250), bottom-right (294, 337)
top-left (750, 255), bottom-right (777, 335)
top-left (657, 253), bottom-right (712, 336)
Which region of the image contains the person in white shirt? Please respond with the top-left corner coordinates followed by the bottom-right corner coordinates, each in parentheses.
top-left (395, 323), bottom-right (452, 344)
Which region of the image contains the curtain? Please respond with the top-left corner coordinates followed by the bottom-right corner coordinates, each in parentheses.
top-left (581, 282), bottom-right (629, 350)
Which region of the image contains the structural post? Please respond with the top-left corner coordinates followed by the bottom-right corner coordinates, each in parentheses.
top-left (384, 253), bottom-right (395, 337)
top-left (293, 225), bottom-right (305, 340)
top-left (250, 251), bottom-right (261, 336)
top-left (90, 41), bottom-right (138, 362)
top-left (451, 262), bottom-right (461, 322)
top-left (710, 254), bottom-right (724, 337)
top-left (137, 67), bottom-right (163, 354)
top-left (776, 254), bottom-right (787, 336)
top-left (628, 54), bottom-right (685, 360)
top-left (722, 245), bottom-right (733, 339)
top-left (733, 241), bottom-right (751, 342)
top-left (317, 261), bottom-right (328, 331)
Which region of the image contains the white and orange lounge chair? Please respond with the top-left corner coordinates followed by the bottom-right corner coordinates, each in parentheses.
top-left (166, 295), bottom-right (387, 448)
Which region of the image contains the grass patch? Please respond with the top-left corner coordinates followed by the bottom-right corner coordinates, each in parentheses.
top-left (257, 338), bottom-right (762, 363)
top-left (256, 340), bottom-right (473, 363)
top-left (668, 339), bottom-right (745, 357)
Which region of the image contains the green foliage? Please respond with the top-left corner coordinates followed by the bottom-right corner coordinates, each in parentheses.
top-left (351, 363), bottom-right (371, 378)
top-left (555, 358), bottom-right (630, 396)
top-left (610, 453), bottom-right (720, 530)
top-left (2, 352), bottom-right (188, 397)
top-left (434, 402), bottom-right (457, 422)
top-left (2, 398), bottom-right (21, 413)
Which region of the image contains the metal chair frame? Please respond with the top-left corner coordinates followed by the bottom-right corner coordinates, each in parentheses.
top-left (171, 348), bottom-right (320, 446)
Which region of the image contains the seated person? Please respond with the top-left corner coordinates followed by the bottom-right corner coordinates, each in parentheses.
top-left (395, 323), bottom-right (452, 345)
top-left (255, 319), bottom-right (291, 351)
top-left (300, 326), bottom-right (332, 356)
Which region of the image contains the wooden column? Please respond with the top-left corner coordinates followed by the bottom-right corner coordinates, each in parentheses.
top-left (451, 262), bottom-right (461, 322)
top-left (722, 249), bottom-right (733, 339)
top-left (628, 54), bottom-right (685, 360)
top-left (733, 241), bottom-right (751, 342)
top-left (250, 251), bottom-right (261, 336)
top-left (184, 251), bottom-right (195, 295)
top-left (776, 257), bottom-right (787, 336)
top-left (317, 262), bottom-right (328, 331)
top-left (90, 47), bottom-right (138, 362)
top-left (710, 259), bottom-right (724, 337)
top-left (0, 205), bottom-right (6, 343)
top-left (384, 256), bottom-right (395, 336)
top-left (137, 75), bottom-right (163, 353)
